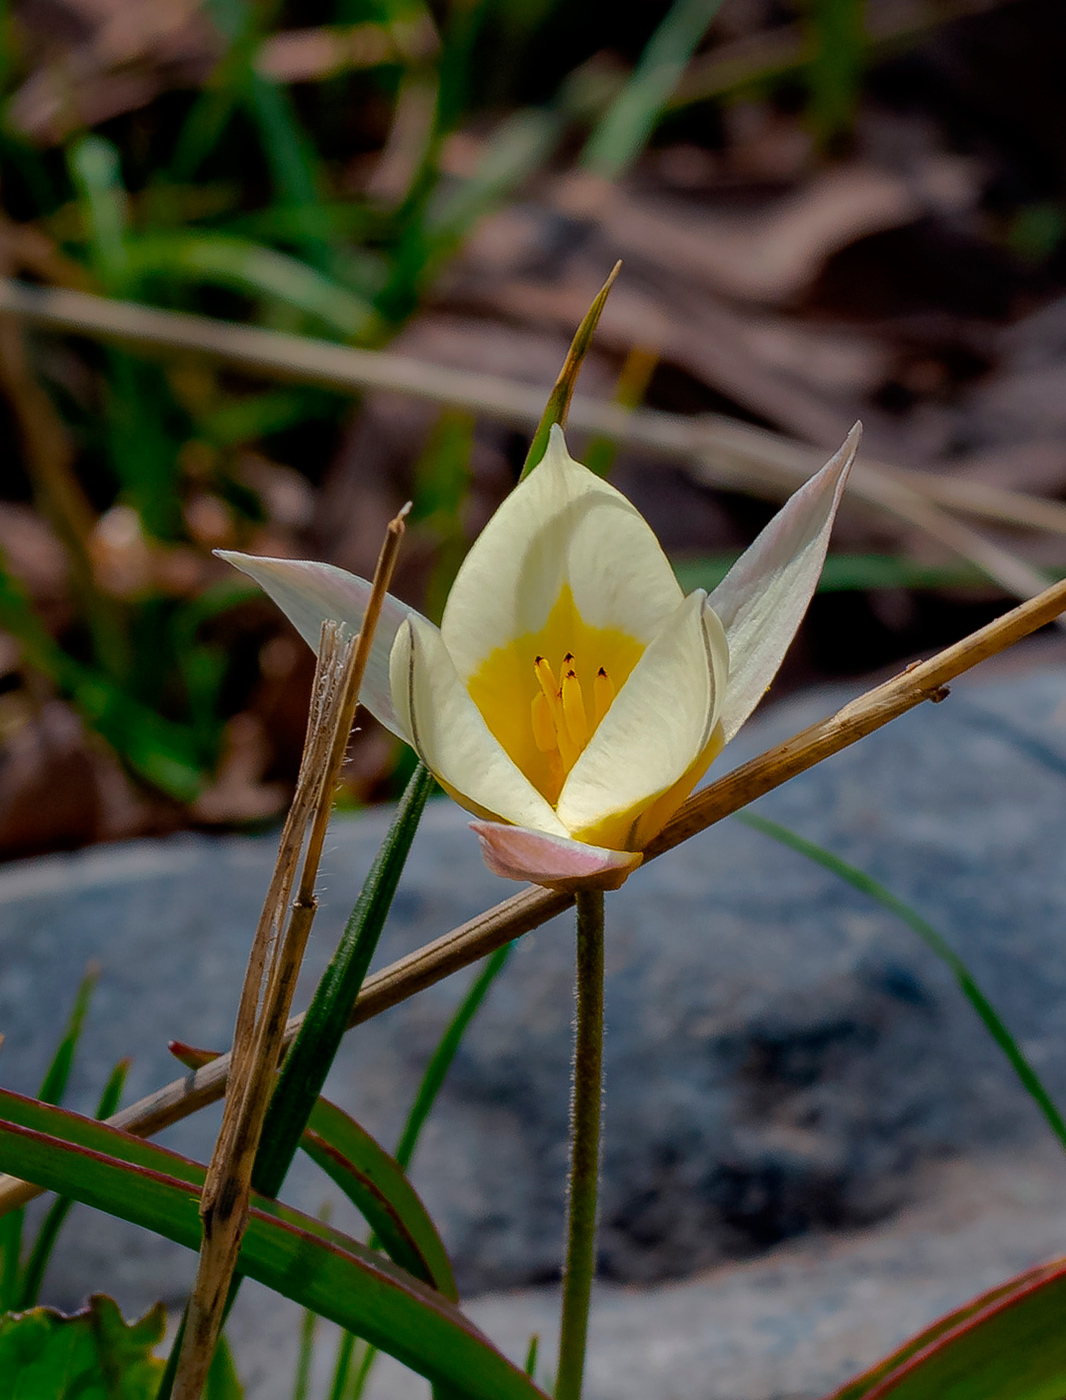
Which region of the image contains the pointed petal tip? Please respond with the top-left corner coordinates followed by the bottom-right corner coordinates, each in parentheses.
top-left (469, 821), bottom-right (642, 893)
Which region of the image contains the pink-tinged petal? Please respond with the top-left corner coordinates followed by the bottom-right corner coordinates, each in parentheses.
top-left (469, 820), bottom-right (643, 892)
top-left (708, 423), bottom-right (861, 742)
top-left (217, 551), bottom-right (419, 736)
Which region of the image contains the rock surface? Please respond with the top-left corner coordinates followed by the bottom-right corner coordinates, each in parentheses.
top-left (1, 662), bottom-right (1066, 1393)
top-left (229, 1139), bottom-right (1066, 1400)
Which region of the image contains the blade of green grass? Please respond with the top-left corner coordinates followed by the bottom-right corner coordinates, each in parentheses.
top-left (806, 0), bottom-right (865, 149)
top-left (67, 134), bottom-right (129, 292)
top-left (581, 0), bottom-right (726, 181)
top-left (736, 811), bottom-right (1066, 1153)
top-left (18, 1056), bottom-right (131, 1309)
top-left (347, 943), bottom-right (513, 1400)
top-left (253, 762), bottom-right (436, 1200)
top-left (0, 558), bottom-right (204, 798)
top-left (125, 233), bottom-right (375, 341)
top-left (38, 965), bottom-right (99, 1107)
top-left (0, 1091), bottom-right (546, 1400)
top-left (205, 1335), bottom-right (244, 1399)
top-left (302, 1096), bottom-right (457, 1298)
top-left (1, 964), bottom-right (100, 1308)
top-left (394, 943), bottom-right (512, 1171)
top-left (519, 261), bottom-right (620, 480)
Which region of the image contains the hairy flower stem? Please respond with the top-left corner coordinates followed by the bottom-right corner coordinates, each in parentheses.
top-left (556, 888), bottom-right (605, 1400)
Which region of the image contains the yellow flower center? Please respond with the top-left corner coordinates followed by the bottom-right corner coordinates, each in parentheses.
top-left (465, 584), bottom-right (644, 805)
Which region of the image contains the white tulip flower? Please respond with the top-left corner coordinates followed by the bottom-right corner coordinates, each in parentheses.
top-left (220, 423), bottom-right (859, 892)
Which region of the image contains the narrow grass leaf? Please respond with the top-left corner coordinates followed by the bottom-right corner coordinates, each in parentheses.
top-left (581, 0), bottom-right (726, 181)
top-left (0, 1092), bottom-right (546, 1400)
top-left (347, 944), bottom-right (513, 1400)
top-left (395, 944), bottom-right (512, 1170)
top-left (38, 966), bottom-right (99, 1107)
top-left (823, 1255), bottom-right (1066, 1399)
top-left (519, 262), bottom-right (621, 480)
top-left (736, 811), bottom-right (1066, 1152)
top-left (302, 1097), bottom-right (456, 1298)
top-left (18, 1056), bottom-right (131, 1310)
top-left (291, 1303), bottom-right (317, 1400)
top-left (253, 762), bottom-right (436, 1200)
top-left (205, 1335), bottom-right (244, 1400)
top-left (125, 233), bottom-right (375, 340)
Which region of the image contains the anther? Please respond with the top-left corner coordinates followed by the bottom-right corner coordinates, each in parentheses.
top-left (593, 666), bottom-right (614, 727)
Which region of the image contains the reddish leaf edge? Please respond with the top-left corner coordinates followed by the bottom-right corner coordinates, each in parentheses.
top-left (169, 1042), bottom-right (456, 1299)
top-left (0, 1089), bottom-right (545, 1400)
top-left (823, 1255), bottom-right (1066, 1400)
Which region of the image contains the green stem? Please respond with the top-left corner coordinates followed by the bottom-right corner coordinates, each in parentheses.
top-left (555, 888), bottom-right (605, 1400)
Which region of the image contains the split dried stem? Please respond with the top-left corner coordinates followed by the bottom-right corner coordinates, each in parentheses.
top-left (170, 508), bottom-right (408, 1400)
top-left (3, 278), bottom-right (1062, 593)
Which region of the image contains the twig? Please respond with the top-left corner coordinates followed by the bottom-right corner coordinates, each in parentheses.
top-left (170, 508), bottom-right (408, 1400)
top-left (2, 570), bottom-right (1064, 1222)
top-left (0, 278), bottom-right (1058, 605)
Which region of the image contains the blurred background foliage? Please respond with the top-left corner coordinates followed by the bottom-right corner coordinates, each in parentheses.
top-left (0, 0), bottom-right (1064, 856)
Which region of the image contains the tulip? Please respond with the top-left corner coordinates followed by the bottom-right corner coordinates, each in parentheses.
top-left (220, 422), bottom-right (859, 892)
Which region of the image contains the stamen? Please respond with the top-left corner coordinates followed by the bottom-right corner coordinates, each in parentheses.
top-left (555, 691), bottom-right (580, 769)
top-left (562, 668), bottom-right (588, 749)
top-left (593, 666), bottom-right (614, 727)
top-left (531, 691), bottom-right (557, 752)
top-left (534, 654), bottom-right (577, 767)
top-left (534, 655), bottom-right (560, 706)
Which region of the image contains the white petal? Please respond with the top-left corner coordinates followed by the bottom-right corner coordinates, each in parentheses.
top-left (469, 821), bottom-right (643, 892)
top-left (556, 591), bottom-right (728, 849)
top-left (440, 425), bottom-right (682, 681)
top-left (390, 616), bottom-right (569, 836)
top-left (708, 424), bottom-right (860, 742)
top-left (217, 551), bottom-right (418, 736)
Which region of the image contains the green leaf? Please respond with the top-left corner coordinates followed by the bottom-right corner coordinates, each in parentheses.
top-left (254, 762), bottom-right (435, 1200)
top-left (806, 0), bottom-right (865, 149)
top-left (0, 1294), bottom-right (165, 1400)
top-left (67, 135), bottom-right (130, 291)
top-left (125, 233), bottom-right (375, 341)
top-left (581, 0), bottom-right (726, 181)
top-left (824, 1256), bottom-right (1066, 1399)
top-left (38, 966), bottom-right (99, 1107)
top-left (736, 813), bottom-right (1066, 1153)
top-left (346, 946), bottom-right (513, 1400)
top-left (302, 1098), bottom-right (456, 1300)
top-left (205, 1335), bottom-right (244, 1400)
top-left (519, 262), bottom-right (620, 480)
top-left (19, 1057), bottom-right (132, 1311)
top-left (394, 945), bottom-right (512, 1172)
top-left (0, 1091), bottom-right (545, 1400)
top-left (0, 542), bottom-right (203, 799)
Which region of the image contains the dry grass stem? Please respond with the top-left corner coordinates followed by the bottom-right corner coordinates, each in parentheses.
top-left (2, 569), bottom-right (1063, 1227)
top-left (0, 278), bottom-right (1062, 602)
top-left (170, 508), bottom-right (407, 1400)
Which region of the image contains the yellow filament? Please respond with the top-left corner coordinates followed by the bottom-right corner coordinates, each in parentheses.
top-left (531, 691), bottom-right (557, 752)
top-left (562, 668), bottom-right (589, 749)
top-left (593, 667), bottom-right (614, 727)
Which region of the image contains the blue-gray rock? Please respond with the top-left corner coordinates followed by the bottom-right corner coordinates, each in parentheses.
top-left (0, 664), bottom-right (1065, 1317)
